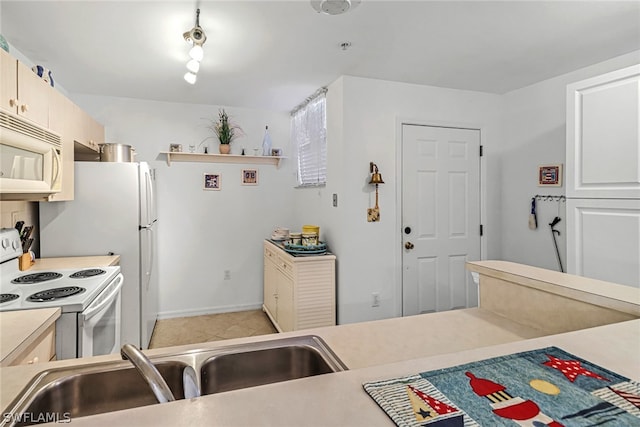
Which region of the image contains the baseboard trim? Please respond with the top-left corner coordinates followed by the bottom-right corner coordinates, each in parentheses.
top-left (158, 303), bottom-right (263, 320)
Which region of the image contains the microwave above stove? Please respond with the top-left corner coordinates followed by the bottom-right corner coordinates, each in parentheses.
top-left (0, 111), bottom-right (62, 199)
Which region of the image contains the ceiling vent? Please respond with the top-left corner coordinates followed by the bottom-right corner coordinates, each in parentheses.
top-left (311, 0), bottom-right (361, 15)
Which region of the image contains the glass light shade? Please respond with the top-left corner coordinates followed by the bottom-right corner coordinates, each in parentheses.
top-left (184, 72), bottom-right (197, 85)
top-left (186, 59), bottom-right (200, 73)
top-left (189, 45), bottom-right (204, 61)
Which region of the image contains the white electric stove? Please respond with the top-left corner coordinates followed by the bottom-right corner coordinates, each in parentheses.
top-left (0, 228), bottom-right (124, 360)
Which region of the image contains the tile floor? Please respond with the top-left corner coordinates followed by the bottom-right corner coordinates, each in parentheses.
top-left (149, 309), bottom-right (278, 349)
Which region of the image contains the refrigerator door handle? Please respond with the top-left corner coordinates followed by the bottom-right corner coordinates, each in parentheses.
top-left (147, 227), bottom-right (154, 285)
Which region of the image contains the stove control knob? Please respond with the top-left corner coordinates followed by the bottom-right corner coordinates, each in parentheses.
top-left (12, 239), bottom-right (21, 250)
top-left (1, 238), bottom-right (9, 249)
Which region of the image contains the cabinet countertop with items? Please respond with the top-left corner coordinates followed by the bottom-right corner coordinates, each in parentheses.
top-left (263, 239), bottom-right (336, 332)
top-left (30, 255), bottom-right (120, 271)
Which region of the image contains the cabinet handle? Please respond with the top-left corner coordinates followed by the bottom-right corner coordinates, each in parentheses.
top-left (27, 356), bottom-right (39, 365)
top-left (20, 104), bottom-right (29, 113)
top-left (9, 99), bottom-right (17, 107)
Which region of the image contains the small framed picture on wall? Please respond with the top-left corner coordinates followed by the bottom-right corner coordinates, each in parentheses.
top-left (538, 164), bottom-right (562, 187)
top-left (204, 173), bottom-right (220, 190)
top-left (242, 169), bottom-right (258, 185)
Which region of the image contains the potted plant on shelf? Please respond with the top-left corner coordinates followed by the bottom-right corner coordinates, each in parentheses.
top-left (208, 109), bottom-right (243, 154)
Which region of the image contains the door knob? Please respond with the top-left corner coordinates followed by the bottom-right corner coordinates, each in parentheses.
top-left (405, 242), bottom-right (414, 250)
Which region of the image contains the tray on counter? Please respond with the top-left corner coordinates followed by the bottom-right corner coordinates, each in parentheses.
top-left (283, 242), bottom-right (327, 256)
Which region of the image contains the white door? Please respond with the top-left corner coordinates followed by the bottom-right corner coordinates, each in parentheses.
top-left (566, 198), bottom-right (640, 288)
top-left (402, 124), bottom-right (481, 315)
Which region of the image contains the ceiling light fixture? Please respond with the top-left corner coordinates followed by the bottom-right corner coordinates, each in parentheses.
top-left (311, 0), bottom-right (361, 15)
top-left (183, 8), bottom-right (207, 84)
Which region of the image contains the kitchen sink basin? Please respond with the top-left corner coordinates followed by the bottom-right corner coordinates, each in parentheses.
top-left (10, 362), bottom-right (188, 426)
top-left (201, 344), bottom-right (336, 394)
top-left (2, 336), bottom-right (347, 426)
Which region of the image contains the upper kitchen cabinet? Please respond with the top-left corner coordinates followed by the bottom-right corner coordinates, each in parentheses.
top-left (47, 89), bottom-right (75, 201)
top-left (566, 64), bottom-right (640, 199)
top-left (74, 107), bottom-right (103, 160)
top-left (0, 49), bottom-right (50, 128)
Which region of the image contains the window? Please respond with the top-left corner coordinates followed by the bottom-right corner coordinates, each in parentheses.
top-left (291, 89), bottom-right (327, 187)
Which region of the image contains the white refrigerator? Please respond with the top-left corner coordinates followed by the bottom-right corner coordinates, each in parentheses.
top-left (40, 161), bottom-right (158, 349)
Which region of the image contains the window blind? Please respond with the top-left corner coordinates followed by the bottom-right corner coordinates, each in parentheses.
top-left (291, 91), bottom-right (327, 187)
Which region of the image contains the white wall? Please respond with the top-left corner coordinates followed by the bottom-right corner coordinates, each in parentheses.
top-left (293, 76), bottom-right (503, 325)
top-left (72, 94), bottom-right (293, 318)
top-left (59, 50), bottom-right (640, 325)
top-left (499, 50), bottom-right (640, 271)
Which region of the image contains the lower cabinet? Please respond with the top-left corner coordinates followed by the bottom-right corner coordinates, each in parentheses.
top-left (263, 240), bottom-right (336, 332)
top-left (10, 323), bottom-right (56, 366)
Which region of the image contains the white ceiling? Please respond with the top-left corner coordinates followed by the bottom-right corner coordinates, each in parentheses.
top-left (2, 1), bottom-right (639, 112)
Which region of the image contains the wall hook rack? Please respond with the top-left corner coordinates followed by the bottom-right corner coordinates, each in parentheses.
top-left (534, 195), bottom-right (566, 202)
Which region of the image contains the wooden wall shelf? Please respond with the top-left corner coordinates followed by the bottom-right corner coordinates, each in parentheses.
top-left (160, 152), bottom-right (285, 167)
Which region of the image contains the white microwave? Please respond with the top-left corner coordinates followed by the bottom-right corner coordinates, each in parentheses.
top-left (0, 111), bottom-right (62, 197)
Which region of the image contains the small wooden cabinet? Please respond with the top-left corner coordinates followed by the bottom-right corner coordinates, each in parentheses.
top-left (263, 240), bottom-right (336, 332)
top-left (0, 48), bottom-right (50, 127)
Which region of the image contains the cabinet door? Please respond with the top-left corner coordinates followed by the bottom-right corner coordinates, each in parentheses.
top-left (81, 110), bottom-right (104, 151)
top-left (47, 89), bottom-right (75, 201)
top-left (566, 198), bottom-right (640, 288)
top-left (0, 49), bottom-right (17, 113)
top-left (276, 274), bottom-right (294, 332)
top-left (263, 257), bottom-right (278, 318)
top-left (566, 65), bottom-right (640, 199)
top-left (16, 60), bottom-right (50, 127)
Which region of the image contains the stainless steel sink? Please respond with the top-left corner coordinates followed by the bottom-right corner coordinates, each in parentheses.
top-left (2, 336), bottom-right (347, 426)
top-left (9, 362), bottom-right (188, 426)
top-left (201, 343), bottom-right (337, 394)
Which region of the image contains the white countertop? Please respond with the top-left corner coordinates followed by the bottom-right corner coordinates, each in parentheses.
top-left (21, 319), bottom-right (640, 427)
top-left (0, 308), bottom-right (60, 367)
top-left (467, 260), bottom-right (640, 315)
top-left (30, 256), bottom-right (120, 271)
top-left (1, 260), bottom-right (638, 426)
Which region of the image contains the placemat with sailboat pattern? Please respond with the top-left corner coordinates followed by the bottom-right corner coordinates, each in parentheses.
top-left (363, 346), bottom-right (639, 426)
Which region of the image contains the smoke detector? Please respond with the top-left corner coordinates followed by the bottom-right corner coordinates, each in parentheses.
top-left (311, 0), bottom-right (361, 15)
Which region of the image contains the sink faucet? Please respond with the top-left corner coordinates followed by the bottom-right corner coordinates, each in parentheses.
top-left (121, 344), bottom-right (176, 404)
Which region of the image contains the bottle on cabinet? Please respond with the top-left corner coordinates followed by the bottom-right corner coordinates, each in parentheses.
top-left (262, 125), bottom-right (272, 156)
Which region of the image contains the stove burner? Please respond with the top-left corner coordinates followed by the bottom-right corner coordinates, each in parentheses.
top-left (0, 294), bottom-right (19, 304)
top-left (11, 272), bottom-right (63, 284)
top-left (27, 286), bottom-right (86, 302)
top-left (70, 269), bottom-right (106, 279)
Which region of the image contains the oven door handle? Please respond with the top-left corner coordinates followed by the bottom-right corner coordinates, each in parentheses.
top-left (82, 273), bottom-right (124, 320)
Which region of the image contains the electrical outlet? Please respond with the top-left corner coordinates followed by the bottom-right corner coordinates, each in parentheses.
top-left (332, 193), bottom-right (338, 207)
top-left (372, 292), bottom-right (380, 307)
top-left (224, 270), bottom-right (231, 280)
top-left (11, 211), bottom-right (19, 225)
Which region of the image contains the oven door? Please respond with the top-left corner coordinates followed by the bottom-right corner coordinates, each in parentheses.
top-left (77, 273), bottom-right (123, 358)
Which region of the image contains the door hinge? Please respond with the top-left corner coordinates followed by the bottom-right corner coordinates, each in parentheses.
top-left (479, 145), bottom-right (484, 157)
top-left (480, 224), bottom-right (484, 236)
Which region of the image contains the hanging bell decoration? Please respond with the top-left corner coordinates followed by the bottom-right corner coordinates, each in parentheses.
top-left (369, 162), bottom-right (384, 184)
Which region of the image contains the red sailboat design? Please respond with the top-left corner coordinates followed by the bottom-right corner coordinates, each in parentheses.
top-left (406, 385), bottom-right (464, 426)
top-left (465, 371), bottom-right (564, 426)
